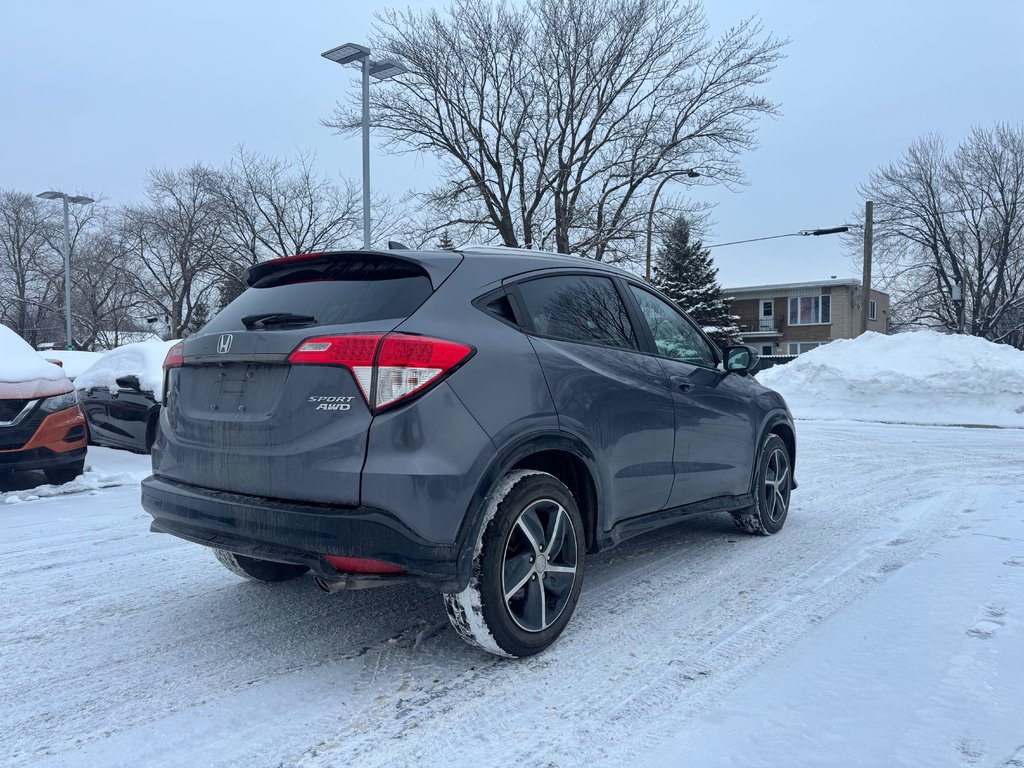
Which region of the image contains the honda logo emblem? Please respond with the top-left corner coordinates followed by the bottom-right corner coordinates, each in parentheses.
top-left (217, 334), bottom-right (233, 354)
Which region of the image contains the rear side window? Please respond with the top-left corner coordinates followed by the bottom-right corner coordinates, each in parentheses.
top-left (202, 257), bottom-right (433, 333)
top-left (516, 275), bottom-right (637, 350)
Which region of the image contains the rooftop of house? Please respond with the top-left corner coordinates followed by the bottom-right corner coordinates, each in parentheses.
top-left (722, 277), bottom-right (888, 297)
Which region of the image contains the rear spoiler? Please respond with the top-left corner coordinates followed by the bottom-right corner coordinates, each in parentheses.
top-left (245, 250), bottom-right (463, 290)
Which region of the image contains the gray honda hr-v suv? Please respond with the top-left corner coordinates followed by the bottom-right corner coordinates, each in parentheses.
top-left (142, 247), bottom-right (796, 657)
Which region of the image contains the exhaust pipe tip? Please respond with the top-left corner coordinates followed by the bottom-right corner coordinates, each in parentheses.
top-left (314, 575), bottom-right (339, 593)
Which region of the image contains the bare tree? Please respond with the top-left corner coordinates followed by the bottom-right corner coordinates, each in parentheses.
top-left (858, 124), bottom-right (1024, 348)
top-left (0, 190), bottom-right (62, 346)
top-left (70, 208), bottom-right (147, 349)
top-left (212, 147), bottom-right (390, 301)
top-left (326, 0), bottom-right (785, 264)
top-left (126, 165), bottom-right (224, 338)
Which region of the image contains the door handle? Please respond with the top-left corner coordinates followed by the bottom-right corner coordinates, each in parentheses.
top-left (670, 375), bottom-right (694, 392)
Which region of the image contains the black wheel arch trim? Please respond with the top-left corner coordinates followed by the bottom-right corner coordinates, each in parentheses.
top-left (454, 430), bottom-right (606, 589)
top-left (752, 411), bottom-right (797, 494)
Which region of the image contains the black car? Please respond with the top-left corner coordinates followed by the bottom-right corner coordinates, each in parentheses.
top-left (79, 375), bottom-right (161, 453)
top-left (76, 342), bottom-right (176, 454)
top-left (142, 247), bottom-right (796, 657)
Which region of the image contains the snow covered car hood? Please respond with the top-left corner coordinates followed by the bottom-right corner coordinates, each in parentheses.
top-left (0, 325), bottom-right (74, 401)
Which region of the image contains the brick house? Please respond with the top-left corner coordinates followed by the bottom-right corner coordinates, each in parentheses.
top-left (722, 278), bottom-right (889, 356)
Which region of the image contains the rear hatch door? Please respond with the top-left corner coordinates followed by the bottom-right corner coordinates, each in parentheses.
top-left (155, 251), bottom-right (460, 506)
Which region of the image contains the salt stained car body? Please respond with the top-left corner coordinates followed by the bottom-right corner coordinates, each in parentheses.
top-left (0, 326), bottom-right (88, 484)
top-left (142, 247), bottom-right (797, 657)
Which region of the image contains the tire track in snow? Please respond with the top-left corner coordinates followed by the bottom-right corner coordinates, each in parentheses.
top-left (283, 424), bottom-right (1013, 767)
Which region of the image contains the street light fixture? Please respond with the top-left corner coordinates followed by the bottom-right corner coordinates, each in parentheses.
top-left (36, 190), bottom-right (95, 350)
top-left (322, 42), bottom-right (409, 249)
top-left (645, 169), bottom-right (700, 281)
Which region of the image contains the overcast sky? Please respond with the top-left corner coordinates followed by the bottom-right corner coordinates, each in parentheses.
top-left (1, 1), bottom-right (1020, 287)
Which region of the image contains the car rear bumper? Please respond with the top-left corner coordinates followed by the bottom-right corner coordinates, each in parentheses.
top-left (141, 474), bottom-right (464, 591)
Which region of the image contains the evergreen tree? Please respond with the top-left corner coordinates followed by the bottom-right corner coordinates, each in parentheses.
top-left (652, 217), bottom-right (742, 348)
top-left (436, 229), bottom-right (455, 250)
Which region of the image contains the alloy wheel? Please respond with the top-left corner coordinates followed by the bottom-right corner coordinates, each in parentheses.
top-left (501, 498), bottom-right (579, 633)
top-left (764, 447), bottom-right (791, 524)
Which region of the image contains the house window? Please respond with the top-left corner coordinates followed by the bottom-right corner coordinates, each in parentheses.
top-left (761, 344), bottom-right (773, 356)
top-left (788, 295), bottom-right (831, 325)
top-left (869, 300), bottom-right (877, 321)
top-left (787, 342), bottom-right (822, 355)
top-left (761, 300), bottom-right (773, 317)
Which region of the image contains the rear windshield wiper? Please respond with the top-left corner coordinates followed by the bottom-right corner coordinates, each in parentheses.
top-left (241, 312), bottom-right (317, 329)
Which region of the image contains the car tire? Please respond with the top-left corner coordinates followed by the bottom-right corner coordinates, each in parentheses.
top-left (213, 549), bottom-right (309, 582)
top-left (443, 470), bottom-right (585, 658)
top-left (732, 433), bottom-right (792, 535)
top-left (44, 459), bottom-right (85, 486)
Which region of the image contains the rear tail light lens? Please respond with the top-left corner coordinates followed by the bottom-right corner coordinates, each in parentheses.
top-left (288, 333), bottom-right (473, 411)
top-left (375, 334), bottom-right (473, 408)
top-left (289, 334), bottom-right (382, 400)
top-left (324, 554), bottom-right (406, 575)
top-left (163, 342), bottom-right (184, 370)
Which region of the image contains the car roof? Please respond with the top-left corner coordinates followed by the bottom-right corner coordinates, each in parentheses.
top-left (454, 245), bottom-right (638, 279)
top-left (251, 247), bottom-right (640, 288)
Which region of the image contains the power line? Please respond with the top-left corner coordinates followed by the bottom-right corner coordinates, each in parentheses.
top-left (707, 226), bottom-right (849, 249)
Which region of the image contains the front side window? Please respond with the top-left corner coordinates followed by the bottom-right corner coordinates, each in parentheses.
top-left (516, 274), bottom-right (637, 350)
top-left (628, 285), bottom-right (717, 368)
top-left (869, 300), bottom-right (877, 321)
top-left (788, 295), bottom-right (831, 325)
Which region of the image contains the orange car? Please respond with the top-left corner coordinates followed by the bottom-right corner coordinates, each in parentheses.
top-left (1, 326), bottom-right (88, 485)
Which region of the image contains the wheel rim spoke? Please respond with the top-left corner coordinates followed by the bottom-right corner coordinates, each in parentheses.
top-left (544, 506), bottom-right (565, 557)
top-left (522, 575), bottom-right (547, 630)
top-left (517, 510), bottom-right (544, 556)
top-left (503, 552), bottom-right (534, 601)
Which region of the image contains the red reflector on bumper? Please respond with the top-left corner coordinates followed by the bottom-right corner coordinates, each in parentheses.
top-left (324, 555), bottom-right (406, 575)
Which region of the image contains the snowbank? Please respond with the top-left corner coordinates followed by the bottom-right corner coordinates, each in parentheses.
top-left (74, 339), bottom-right (180, 401)
top-left (38, 350), bottom-right (103, 381)
top-left (0, 325), bottom-right (66, 383)
top-left (757, 330), bottom-right (1024, 428)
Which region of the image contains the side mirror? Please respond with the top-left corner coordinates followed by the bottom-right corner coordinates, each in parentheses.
top-left (724, 345), bottom-right (759, 375)
top-left (115, 375), bottom-right (142, 391)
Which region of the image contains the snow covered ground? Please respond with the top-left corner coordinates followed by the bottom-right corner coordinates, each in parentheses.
top-left (2, 423), bottom-right (1022, 767)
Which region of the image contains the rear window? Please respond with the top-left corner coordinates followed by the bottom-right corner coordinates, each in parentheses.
top-left (202, 257), bottom-right (433, 333)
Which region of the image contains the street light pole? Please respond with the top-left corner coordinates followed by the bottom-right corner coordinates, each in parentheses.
top-left (361, 56), bottom-right (371, 249)
top-left (322, 43), bottom-right (408, 250)
top-left (61, 195), bottom-right (72, 350)
top-left (645, 169), bottom-right (700, 282)
top-left (37, 191), bottom-right (94, 350)
top-left (860, 199), bottom-right (874, 335)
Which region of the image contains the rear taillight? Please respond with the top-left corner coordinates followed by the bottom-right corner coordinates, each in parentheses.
top-left (375, 334), bottom-right (473, 408)
top-left (324, 554), bottom-right (406, 575)
top-left (289, 334), bottom-right (382, 400)
top-left (162, 342), bottom-right (184, 407)
top-left (163, 342), bottom-right (184, 371)
top-left (288, 333), bottom-right (473, 411)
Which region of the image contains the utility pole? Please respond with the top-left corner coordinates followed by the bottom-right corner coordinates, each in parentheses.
top-left (860, 200), bottom-right (873, 335)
